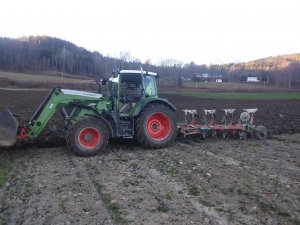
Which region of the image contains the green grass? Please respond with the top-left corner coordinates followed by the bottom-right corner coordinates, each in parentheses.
top-left (157, 204), bottom-right (169, 213)
top-left (0, 71), bottom-right (93, 84)
top-left (178, 92), bottom-right (300, 100)
top-left (0, 154), bottom-right (16, 225)
top-left (183, 81), bottom-right (266, 90)
top-left (156, 161), bottom-right (179, 176)
top-left (189, 185), bottom-right (204, 196)
top-left (94, 182), bottom-right (129, 224)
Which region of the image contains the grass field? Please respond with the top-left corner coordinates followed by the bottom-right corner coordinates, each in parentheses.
top-left (183, 80), bottom-right (267, 90)
top-left (177, 91), bottom-right (300, 100)
top-left (1, 71), bottom-right (300, 100)
top-left (0, 71), bottom-right (94, 84)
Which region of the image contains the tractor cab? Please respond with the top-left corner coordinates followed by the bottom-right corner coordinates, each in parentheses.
top-left (108, 70), bottom-right (158, 115)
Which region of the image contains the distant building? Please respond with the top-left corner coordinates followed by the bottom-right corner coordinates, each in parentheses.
top-left (181, 76), bottom-right (191, 81)
top-left (194, 74), bottom-right (223, 82)
top-left (246, 76), bottom-right (259, 82)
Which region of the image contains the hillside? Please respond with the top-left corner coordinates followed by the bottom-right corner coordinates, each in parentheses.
top-left (243, 53), bottom-right (300, 71)
top-left (0, 36), bottom-right (141, 78)
top-left (0, 36), bottom-right (299, 87)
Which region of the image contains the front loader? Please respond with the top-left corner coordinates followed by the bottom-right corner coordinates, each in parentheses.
top-left (0, 69), bottom-right (177, 156)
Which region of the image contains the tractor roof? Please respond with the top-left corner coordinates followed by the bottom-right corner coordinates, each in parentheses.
top-left (119, 70), bottom-right (157, 77)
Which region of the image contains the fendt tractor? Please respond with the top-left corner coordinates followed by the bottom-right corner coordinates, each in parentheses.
top-left (0, 69), bottom-right (178, 156)
top-left (0, 69), bottom-right (268, 156)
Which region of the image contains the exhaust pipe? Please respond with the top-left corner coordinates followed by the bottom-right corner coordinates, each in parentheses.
top-left (0, 107), bottom-right (18, 147)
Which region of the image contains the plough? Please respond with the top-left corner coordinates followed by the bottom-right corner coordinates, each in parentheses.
top-left (177, 108), bottom-right (267, 140)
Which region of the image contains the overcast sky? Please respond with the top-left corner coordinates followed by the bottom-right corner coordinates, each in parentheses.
top-left (1, 0), bottom-right (299, 65)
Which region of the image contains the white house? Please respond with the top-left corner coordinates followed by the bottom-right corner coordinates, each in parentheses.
top-left (246, 76), bottom-right (259, 82)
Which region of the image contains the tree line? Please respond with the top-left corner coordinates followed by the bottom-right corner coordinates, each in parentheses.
top-left (0, 36), bottom-right (299, 87)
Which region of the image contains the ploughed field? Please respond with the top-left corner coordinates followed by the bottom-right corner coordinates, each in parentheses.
top-left (1, 89), bottom-right (300, 135)
top-left (0, 89), bottom-right (299, 225)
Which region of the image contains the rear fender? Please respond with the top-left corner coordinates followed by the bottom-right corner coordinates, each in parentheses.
top-left (131, 98), bottom-right (176, 117)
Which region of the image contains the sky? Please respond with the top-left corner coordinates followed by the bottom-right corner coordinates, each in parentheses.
top-left (1, 0), bottom-right (300, 65)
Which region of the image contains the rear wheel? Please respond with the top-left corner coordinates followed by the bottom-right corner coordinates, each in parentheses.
top-left (135, 103), bottom-right (177, 148)
top-left (254, 125), bottom-right (267, 140)
top-left (67, 118), bottom-right (109, 156)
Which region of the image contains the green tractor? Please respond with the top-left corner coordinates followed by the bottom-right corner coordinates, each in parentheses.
top-left (0, 69), bottom-right (177, 156)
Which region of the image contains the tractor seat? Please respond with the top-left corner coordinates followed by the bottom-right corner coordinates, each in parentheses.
top-left (126, 88), bottom-right (141, 99)
top-left (120, 83), bottom-right (141, 103)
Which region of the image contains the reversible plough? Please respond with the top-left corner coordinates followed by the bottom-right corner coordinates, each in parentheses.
top-left (177, 108), bottom-right (267, 140)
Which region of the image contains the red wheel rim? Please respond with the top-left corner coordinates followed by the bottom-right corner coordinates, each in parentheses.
top-left (78, 127), bottom-right (101, 149)
top-left (146, 112), bottom-right (171, 141)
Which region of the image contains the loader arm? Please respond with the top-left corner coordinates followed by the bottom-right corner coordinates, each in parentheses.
top-left (26, 88), bottom-right (103, 139)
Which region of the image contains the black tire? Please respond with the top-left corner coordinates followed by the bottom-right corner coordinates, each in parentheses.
top-left (135, 103), bottom-right (177, 148)
top-left (238, 131), bottom-right (247, 140)
top-left (254, 125), bottom-right (267, 140)
top-left (66, 118), bottom-right (109, 156)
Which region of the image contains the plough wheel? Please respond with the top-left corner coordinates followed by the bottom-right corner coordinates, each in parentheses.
top-left (254, 125), bottom-right (267, 140)
top-left (135, 103), bottom-right (177, 148)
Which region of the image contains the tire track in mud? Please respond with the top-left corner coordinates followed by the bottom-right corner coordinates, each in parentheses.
top-left (147, 168), bottom-right (228, 225)
top-left (70, 143), bottom-right (230, 225)
top-left (1, 135), bottom-right (299, 225)
top-left (177, 140), bottom-right (297, 186)
top-left (177, 137), bottom-right (300, 188)
top-left (0, 150), bottom-right (32, 225)
top-left (175, 137), bottom-right (300, 225)
top-left (68, 136), bottom-right (300, 225)
top-left (0, 147), bottom-right (111, 225)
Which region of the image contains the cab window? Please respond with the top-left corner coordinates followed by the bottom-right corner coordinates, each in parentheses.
top-left (144, 76), bottom-right (157, 97)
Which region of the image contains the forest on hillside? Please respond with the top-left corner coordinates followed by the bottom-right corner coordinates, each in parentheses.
top-left (0, 36), bottom-right (300, 87)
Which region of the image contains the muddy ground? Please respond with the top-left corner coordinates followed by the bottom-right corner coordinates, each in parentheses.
top-left (1, 89), bottom-right (300, 135)
top-left (0, 89), bottom-right (300, 225)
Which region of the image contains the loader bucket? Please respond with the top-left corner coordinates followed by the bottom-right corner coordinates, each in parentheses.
top-left (0, 107), bottom-right (18, 147)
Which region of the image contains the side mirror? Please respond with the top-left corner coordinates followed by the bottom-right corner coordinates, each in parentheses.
top-left (112, 66), bottom-right (120, 78)
top-left (101, 78), bottom-right (108, 85)
top-left (97, 78), bottom-right (108, 94)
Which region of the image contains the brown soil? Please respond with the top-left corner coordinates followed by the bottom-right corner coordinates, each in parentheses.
top-left (0, 89), bottom-right (299, 225)
top-left (1, 89), bottom-right (300, 135)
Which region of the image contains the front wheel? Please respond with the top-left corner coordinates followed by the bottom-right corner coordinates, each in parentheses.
top-left (67, 118), bottom-right (109, 156)
top-left (135, 103), bottom-right (177, 148)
